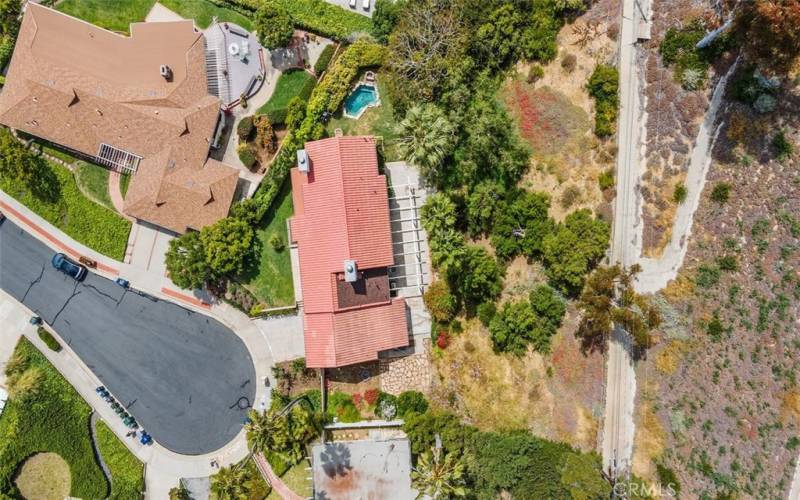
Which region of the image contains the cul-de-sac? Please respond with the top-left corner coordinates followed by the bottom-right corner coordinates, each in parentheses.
top-left (0, 0), bottom-right (797, 498)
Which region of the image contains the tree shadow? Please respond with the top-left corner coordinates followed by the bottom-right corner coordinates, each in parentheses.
top-left (319, 442), bottom-right (353, 479)
top-left (30, 156), bottom-right (61, 203)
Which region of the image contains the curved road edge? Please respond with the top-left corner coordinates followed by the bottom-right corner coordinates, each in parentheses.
top-left (0, 190), bottom-right (277, 498)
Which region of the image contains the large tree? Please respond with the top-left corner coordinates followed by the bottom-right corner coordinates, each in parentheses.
top-left (165, 231), bottom-right (210, 290)
top-left (371, 0), bottom-right (407, 44)
top-left (491, 190), bottom-right (553, 261)
top-left (255, 0), bottom-right (294, 50)
top-left (210, 465), bottom-right (249, 500)
top-left (576, 264), bottom-right (661, 352)
top-left (489, 285), bottom-right (565, 355)
top-left (396, 104), bottom-right (456, 181)
top-left (449, 245), bottom-right (503, 308)
top-left (735, 0), bottom-right (800, 71)
top-left (200, 217), bottom-right (254, 278)
top-left (542, 209), bottom-right (610, 295)
top-left (246, 403), bottom-right (320, 465)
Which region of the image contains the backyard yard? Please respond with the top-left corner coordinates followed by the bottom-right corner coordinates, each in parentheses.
top-left (257, 70), bottom-right (318, 124)
top-left (325, 79), bottom-right (401, 161)
top-left (242, 184), bottom-right (295, 308)
top-left (0, 160), bottom-right (131, 260)
top-left (160, 0), bottom-right (253, 29)
top-left (0, 338), bottom-right (108, 498)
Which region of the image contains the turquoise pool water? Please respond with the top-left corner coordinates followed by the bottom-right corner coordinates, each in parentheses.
top-left (343, 84), bottom-right (379, 118)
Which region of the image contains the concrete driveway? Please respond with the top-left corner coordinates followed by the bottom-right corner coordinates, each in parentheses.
top-left (0, 220), bottom-right (256, 455)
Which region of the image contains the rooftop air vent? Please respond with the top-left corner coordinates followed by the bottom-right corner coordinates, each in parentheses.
top-left (297, 149), bottom-right (310, 173)
top-left (160, 64), bottom-right (173, 82)
top-left (344, 260), bottom-right (357, 283)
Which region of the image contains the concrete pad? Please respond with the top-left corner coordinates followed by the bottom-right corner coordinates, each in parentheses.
top-left (145, 2), bottom-right (184, 23)
top-left (254, 313), bottom-right (305, 363)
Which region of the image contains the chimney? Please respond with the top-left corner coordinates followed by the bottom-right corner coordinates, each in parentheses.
top-left (160, 64), bottom-right (173, 82)
top-left (344, 260), bottom-right (357, 283)
top-left (297, 149), bottom-right (310, 173)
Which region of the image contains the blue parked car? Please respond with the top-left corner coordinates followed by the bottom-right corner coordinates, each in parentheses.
top-left (51, 253), bottom-right (87, 281)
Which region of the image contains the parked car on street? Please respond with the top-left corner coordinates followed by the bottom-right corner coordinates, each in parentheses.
top-left (51, 253), bottom-right (87, 281)
top-left (362, 0), bottom-right (370, 9)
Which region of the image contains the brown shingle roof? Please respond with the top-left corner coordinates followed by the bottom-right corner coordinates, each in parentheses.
top-left (0, 4), bottom-right (238, 233)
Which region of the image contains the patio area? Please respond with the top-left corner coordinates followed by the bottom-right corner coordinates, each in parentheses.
top-left (203, 21), bottom-right (266, 105)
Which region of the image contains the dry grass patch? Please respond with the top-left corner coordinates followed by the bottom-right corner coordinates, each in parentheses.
top-left (781, 390), bottom-right (800, 426)
top-left (632, 381), bottom-right (667, 481)
top-left (15, 453), bottom-right (71, 500)
top-left (654, 339), bottom-right (693, 375)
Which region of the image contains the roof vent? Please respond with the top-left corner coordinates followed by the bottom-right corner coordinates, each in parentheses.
top-left (160, 64), bottom-right (173, 82)
top-left (344, 260), bottom-right (357, 283)
top-left (297, 149), bottom-right (310, 173)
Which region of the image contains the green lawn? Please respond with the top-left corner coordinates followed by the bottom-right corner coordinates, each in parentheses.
top-left (325, 79), bottom-right (401, 161)
top-left (161, 0), bottom-right (254, 30)
top-left (0, 338), bottom-right (108, 499)
top-left (266, 462), bottom-right (312, 499)
top-left (56, 0), bottom-right (153, 33)
top-left (74, 161), bottom-right (114, 210)
top-left (120, 173), bottom-right (132, 200)
top-left (95, 420), bottom-right (145, 500)
top-left (0, 161), bottom-right (131, 260)
top-left (257, 70), bottom-right (317, 119)
top-left (242, 183), bottom-right (295, 308)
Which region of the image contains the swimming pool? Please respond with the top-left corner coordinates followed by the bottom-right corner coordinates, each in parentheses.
top-left (343, 84), bottom-right (379, 119)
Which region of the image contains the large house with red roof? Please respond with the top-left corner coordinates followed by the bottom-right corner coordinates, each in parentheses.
top-left (289, 136), bottom-right (409, 368)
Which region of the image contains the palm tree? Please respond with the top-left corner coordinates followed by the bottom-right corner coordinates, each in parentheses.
top-left (245, 403), bottom-right (321, 465)
top-left (396, 104), bottom-right (456, 180)
top-left (411, 447), bottom-right (467, 499)
top-left (210, 465), bottom-right (249, 500)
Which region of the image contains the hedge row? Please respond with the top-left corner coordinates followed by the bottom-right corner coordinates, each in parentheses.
top-left (210, 0), bottom-right (372, 41)
top-left (230, 39), bottom-right (387, 225)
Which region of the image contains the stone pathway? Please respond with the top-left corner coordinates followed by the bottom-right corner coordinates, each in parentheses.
top-left (107, 171), bottom-right (133, 221)
top-left (379, 348), bottom-right (432, 395)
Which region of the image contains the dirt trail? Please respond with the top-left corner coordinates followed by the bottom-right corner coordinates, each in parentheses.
top-left (635, 59), bottom-right (738, 294)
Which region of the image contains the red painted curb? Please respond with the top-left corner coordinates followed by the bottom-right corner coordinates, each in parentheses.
top-left (0, 199), bottom-right (120, 275)
top-left (160, 287), bottom-right (211, 310)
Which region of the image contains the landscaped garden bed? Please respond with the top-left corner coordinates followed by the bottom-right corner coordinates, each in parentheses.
top-left (95, 420), bottom-right (144, 499)
top-left (0, 338), bottom-right (108, 498)
top-left (0, 159), bottom-right (131, 260)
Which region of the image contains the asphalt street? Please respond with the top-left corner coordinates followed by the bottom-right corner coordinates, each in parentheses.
top-left (0, 220), bottom-right (256, 455)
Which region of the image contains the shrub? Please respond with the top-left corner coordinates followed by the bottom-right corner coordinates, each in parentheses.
top-left (436, 331), bottom-right (450, 349)
top-left (423, 280), bottom-right (457, 323)
top-left (276, 0), bottom-right (371, 40)
top-left (773, 130), bottom-right (794, 160)
top-left (255, 0), bottom-right (294, 50)
top-left (477, 302), bottom-right (497, 327)
top-left (269, 233), bottom-right (285, 251)
top-left (37, 327), bottom-right (61, 352)
top-left (587, 65), bottom-right (619, 137)
top-left (527, 64), bottom-right (545, 84)
top-left (237, 116), bottom-right (254, 141)
top-left (598, 169), bottom-right (614, 190)
top-left (396, 390), bottom-right (429, 417)
top-left (375, 392), bottom-right (398, 419)
top-left (717, 255), bottom-right (738, 271)
top-left (673, 183), bottom-right (687, 204)
top-left (707, 312), bottom-right (724, 341)
top-left (655, 462), bottom-right (681, 496)
top-left (314, 44), bottom-right (335, 75)
top-left (559, 185), bottom-right (581, 209)
top-left (561, 53), bottom-right (577, 73)
top-left (753, 94), bottom-right (777, 113)
top-left (263, 107), bottom-right (288, 126)
top-left (710, 182), bottom-right (731, 203)
top-left (237, 143), bottom-right (258, 168)
top-left (364, 388), bottom-right (379, 406)
top-left (695, 263), bottom-right (720, 288)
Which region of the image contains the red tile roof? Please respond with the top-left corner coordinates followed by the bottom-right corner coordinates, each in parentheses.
top-left (290, 136), bottom-right (408, 368)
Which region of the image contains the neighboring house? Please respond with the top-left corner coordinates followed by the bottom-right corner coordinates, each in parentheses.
top-left (290, 136), bottom-right (409, 368)
top-left (0, 4), bottom-right (238, 233)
